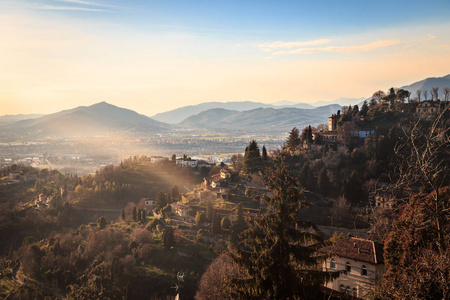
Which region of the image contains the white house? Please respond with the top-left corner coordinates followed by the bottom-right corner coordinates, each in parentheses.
top-left (150, 156), bottom-right (165, 164)
top-left (176, 158), bottom-right (198, 168)
top-left (171, 202), bottom-right (192, 220)
top-left (144, 198), bottom-right (157, 214)
top-left (321, 237), bottom-right (385, 299)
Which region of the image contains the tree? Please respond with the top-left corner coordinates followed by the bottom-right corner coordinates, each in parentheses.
top-left (226, 163), bottom-right (338, 299)
top-left (212, 211), bottom-right (221, 235)
top-left (132, 207), bottom-right (137, 221)
top-left (379, 188), bottom-right (450, 299)
top-left (229, 203), bottom-right (247, 241)
top-left (163, 227), bottom-right (174, 250)
top-left (360, 100), bottom-right (369, 116)
top-left (171, 185), bottom-right (180, 202)
top-left (241, 140), bottom-right (262, 174)
top-left (230, 154), bottom-right (244, 171)
top-left (423, 89), bottom-right (429, 100)
top-left (372, 90), bottom-right (386, 103)
top-left (171, 154), bottom-right (176, 162)
top-left (300, 126), bottom-right (313, 145)
top-left (416, 89), bottom-right (422, 102)
top-left (206, 200), bottom-right (214, 222)
top-left (431, 86), bottom-right (439, 101)
top-left (444, 87), bottom-right (450, 101)
top-left (338, 121), bottom-right (358, 146)
top-left (286, 127), bottom-right (301, 149)
top-left (298, 162), bottom-right (309, 188)
top-left (396, 89), bottom-right (410, 103)
top-left (317, 167), bottom-right (331, 196)
top-left (156, 191), bottom-right (167, 212)
top-left (262, 145), bottom-right (268, 160)
top-left (342, 170), bottom-right (366, 205)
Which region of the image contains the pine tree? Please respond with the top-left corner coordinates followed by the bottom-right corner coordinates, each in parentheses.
top-left (287, 127), bottom-right (301, 149)
top-left (227, 163), bottom-right (338, 299)
top-left (163, 227), bottom-right (174, 250)
top-left (121, 209), bottom-right (126, 221)
top-left (242, 140), bottom-right (262, 174)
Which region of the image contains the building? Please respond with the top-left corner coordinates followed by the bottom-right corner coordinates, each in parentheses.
top-left (321, 238), bottom-right (385, 299)
top-left (150, 156), bottom-right (165, 164)
top-left (176, 158), bottom-right (198, 168)
top-left (328, 112), bottom-right (341, 131)
top-left (416, 100), bottom-right (442, 117)
top-left (144, 198), bottom-right (157, 214)
top-left (171, 202), bottom-right (193, 220)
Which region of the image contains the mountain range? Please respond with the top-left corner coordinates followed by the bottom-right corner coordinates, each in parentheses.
top-left (151, 98), bottom-right (364, 124)
top-left (179, 105), bottom-right (340, 132)
top-left (1, 74), bottom-right (449, 138)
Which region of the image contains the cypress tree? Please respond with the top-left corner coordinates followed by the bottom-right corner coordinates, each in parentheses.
top-left (227, 163), bottom-right (338, 299)
top-left (286, 127), bottom-right (301, 149)
top-left (317, 167), bottom-right (331, 196)
top-left (262, 145), bottom-right (268, 160)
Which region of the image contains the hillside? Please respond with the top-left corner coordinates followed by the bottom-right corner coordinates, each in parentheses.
top-left (1, 102), bottom-right (170, 137)
top-left (180, 104), bottom-right (340, 132)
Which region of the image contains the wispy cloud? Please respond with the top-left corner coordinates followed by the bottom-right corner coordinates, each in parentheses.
top-left (38, 5), bottom-right (108, 12)
top-left (271, 39), bottom-right (400, 55)
top-left (258, 39), bottom-right (331, 50)
top-left (56, 0), bottom-right (122, 9)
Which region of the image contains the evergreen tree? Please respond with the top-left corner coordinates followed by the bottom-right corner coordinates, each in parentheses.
top-left (360, 100), bottom-right (369, 116)
top-left (286, 127), bottom-right (301, 149)
top-left (171, 185), bottom-right (180, 202)
top-left (121, 209), bottom-right (126, 221)
top-left (212, 211), bottom-right (222, 235)
top-left (300, 126), bottom-right (313, 145)
top-left (156, 190), bottom-right (168, 212)
top-left (163, 227), bottom-right (174, 250)
top-left (229, 203), bottom-right (247, 241)
top-left (132, 207), bottom-right (137, 221)
top-left (242, 140), bottom-right (262, 174)
top-left (227, 163), bottom-right (338, 299)
top-left (262, 145), bottom-right (268, 160)
top-left (317, 167), bottom-right (331, 196)
top-left (298, 163), bottom-right (309, 188)
top-left (342, 170), bottom-right (366, 205)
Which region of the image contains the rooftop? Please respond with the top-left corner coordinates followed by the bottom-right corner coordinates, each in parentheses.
top-left (320, 237), bottom-right (384, 265)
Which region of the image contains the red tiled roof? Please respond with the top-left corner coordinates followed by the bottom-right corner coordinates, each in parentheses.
top-left (321, 237), bottom-right (384, 265)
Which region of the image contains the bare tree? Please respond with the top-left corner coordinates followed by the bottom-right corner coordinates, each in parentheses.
top-left (423, 89), bottom-right (429, 100)
top-left (372, 90), bottom-right (386, 103)
top-left (432, 86), bottom-right (439, 101)
top-left (416, 89), bottom-right (422, 102)
top-left (394, 103), bottom-right (450, 251)
top-left (444, 87), bottom-right (450, 101)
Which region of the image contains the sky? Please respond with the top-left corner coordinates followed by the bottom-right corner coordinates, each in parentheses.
top-left (1, 0), bottom-right (450, 116)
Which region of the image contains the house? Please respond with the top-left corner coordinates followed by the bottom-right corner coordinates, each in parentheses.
top-left (321, 237), bottom-right (385, 299)
top-left (144, 198), bottom-right (157, 214)
top-left (150, 156), bottom-right (165, 164)
top-left (373, 192), bottom-right (397, 209)
top-left (176, 158), bottom-right (198, 168)
top-left (416, 100), bottom-right (442, 117)
top-left (220, 168), bottom-right (231, 179)
top-left (171, 202), bottom-right (193, 220)
top-left (328, 112), bottom-right (341, 131)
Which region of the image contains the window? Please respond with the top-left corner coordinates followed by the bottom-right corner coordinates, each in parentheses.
top-left (346, 262), bottom-right (351, 272)
top-left (346, 286), bottom-right (351, 295)
top-left (361, 265), bottom-right (367, 276)
top-left (352, 288), bottom-right (357, 297)
top-left (330, 259), bottom-right (336, 269)
top-left (340, 285), bottom-right (346, 293)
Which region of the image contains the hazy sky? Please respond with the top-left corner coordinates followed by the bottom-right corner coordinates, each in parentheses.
top-left (1, 0), bottom-right (450, 116)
